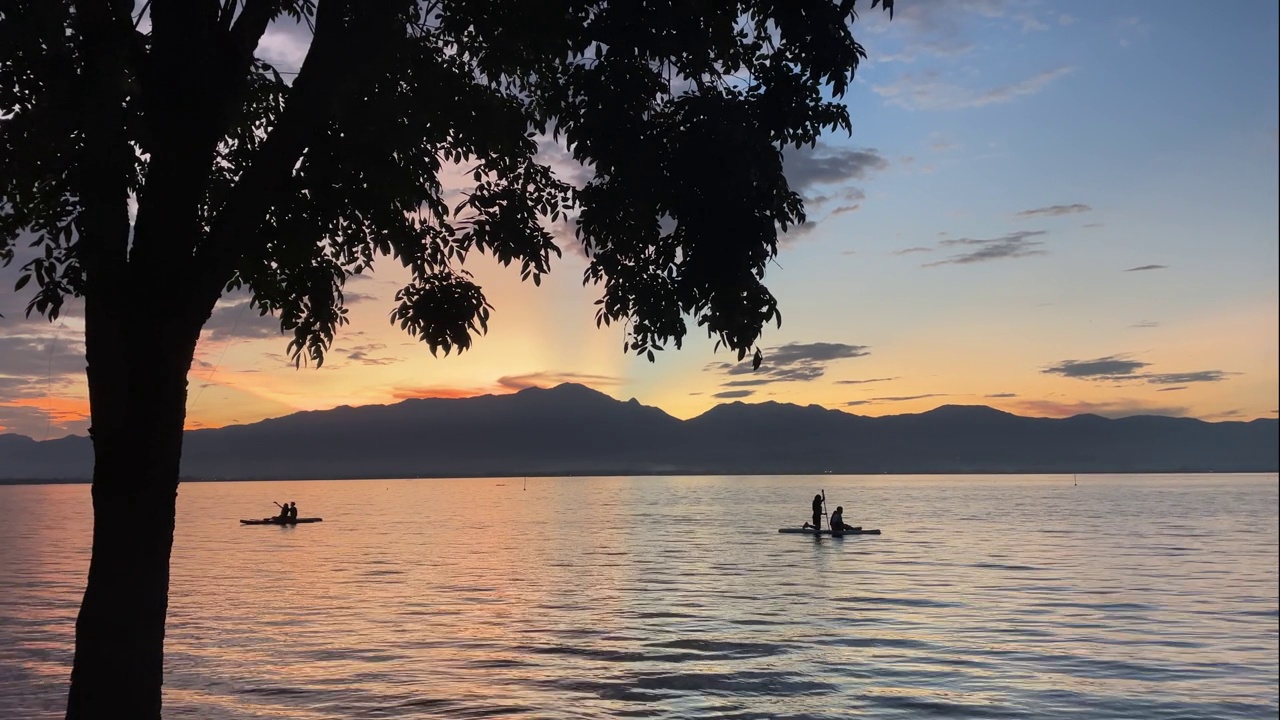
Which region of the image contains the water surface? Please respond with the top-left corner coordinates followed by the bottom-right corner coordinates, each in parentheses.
top-left (1, 474), bottom-right (1276, 718)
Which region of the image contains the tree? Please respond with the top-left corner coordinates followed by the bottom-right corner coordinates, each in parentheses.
top-left (0, 0), bottom-right (893, 716)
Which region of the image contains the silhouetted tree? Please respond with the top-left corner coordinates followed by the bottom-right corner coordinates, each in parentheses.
top-left (0, 0), bottom-right (892, 716)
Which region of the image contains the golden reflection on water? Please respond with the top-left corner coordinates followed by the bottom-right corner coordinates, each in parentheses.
top-left (0, 474), bottom-right (1277, 719)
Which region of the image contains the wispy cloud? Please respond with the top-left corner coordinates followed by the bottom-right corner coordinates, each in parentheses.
top-left (846, 392), bottom-right (949, 406)
top-left (342, 343), bottom-right (399, 367)
top-left (1124, 264), bottom-right (1168, 272)
top-left (835, 377), bottom-right (897, 385)
top-left (1043, 355), bottom-right (1151, 379)
top-left (1043, 355), bottom-right (1236, 386)
top-left (868, 0), bottom-right (1054, 61)
top-left (783, 146), bottom-right (888, 191)
top-left (893, 246), bottom-right (935, 255)
top-left (1008, 398), bottom-right (1187, 419)
top-left (1145, 371), bottom-right (1232, 385)
top-left (707, 342), bottom-right (870, 385)
top-left (496, 372), bottom-right (623, 392)
top-left (713, 390), bottom-right (755, 400)
top-left (1131, 320), bottom-right (1160, 328)
top-left (874, 67), bottom-right (1074, 111)
top-left (984, 392), bottom-right (1018, 398)
top-left (1016, 203), bottom-right (1091, 218)
top-left (202, 300), bottom-right (283, 342)
top-left (923, 230), bottom-right (1048, 267)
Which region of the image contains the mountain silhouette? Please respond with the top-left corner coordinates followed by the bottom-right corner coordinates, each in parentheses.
top-left (1, 383), bottom-right (1275, 481)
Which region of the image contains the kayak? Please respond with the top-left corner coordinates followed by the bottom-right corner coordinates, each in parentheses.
top-left (240, 517), bottom-right (323, 525)
top-left (778, 527), bottom-right (880, 535)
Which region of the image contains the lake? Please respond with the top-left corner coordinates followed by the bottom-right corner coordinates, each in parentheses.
top-left (1, 474), bottom-right (1276, 719)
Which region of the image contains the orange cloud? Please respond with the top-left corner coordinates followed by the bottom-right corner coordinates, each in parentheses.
top-left (390, 386), bottom-right (498, 400)
top-left (0, 396), bottom-right (92, 424)
top-left (390, 372), bottom-right (625, 401)
top-left (496, 372), bottom-right (623, 391)
top-left (1000, 398), bottom-right (1189, 419)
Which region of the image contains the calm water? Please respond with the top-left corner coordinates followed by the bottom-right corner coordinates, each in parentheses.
top-left (0, 474), bottom-right (1276, 719)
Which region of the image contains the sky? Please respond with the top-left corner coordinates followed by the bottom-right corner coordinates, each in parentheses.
top-left (1, 0), bottom-right (1277, 439)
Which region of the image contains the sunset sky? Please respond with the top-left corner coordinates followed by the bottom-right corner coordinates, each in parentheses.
top-left (1, 0), bottom-right (1277, 439)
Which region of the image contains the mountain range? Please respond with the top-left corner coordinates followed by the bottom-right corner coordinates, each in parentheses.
top-left (1, 383), bottom-right (1276, 481)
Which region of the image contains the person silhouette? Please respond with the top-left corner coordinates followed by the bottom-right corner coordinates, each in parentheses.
top-left (801, 493), bottom-right (823, 531)
top-left (830, 505), bottom-right (854, 533)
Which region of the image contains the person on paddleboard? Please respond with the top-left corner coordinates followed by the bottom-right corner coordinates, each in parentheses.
top-left (830, 506), bottom-right (855, 533)
top-left (801, 493), bottom-right (824, 531)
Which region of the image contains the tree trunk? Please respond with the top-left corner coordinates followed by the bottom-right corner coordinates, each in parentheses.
top-left (65, 321), bottom-right (199, 720)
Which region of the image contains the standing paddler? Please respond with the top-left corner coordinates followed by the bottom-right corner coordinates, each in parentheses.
top-left (802, 493), bottom-right (825, 531)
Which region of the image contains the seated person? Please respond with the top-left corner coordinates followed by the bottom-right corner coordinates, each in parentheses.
top-left (830, 505), bottom-right (856, 533)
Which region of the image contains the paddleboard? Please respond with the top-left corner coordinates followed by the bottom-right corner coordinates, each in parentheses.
top-left (778, 527), bottom-right (880, 535)
top-left (240, 517), bottom-right (323, 525)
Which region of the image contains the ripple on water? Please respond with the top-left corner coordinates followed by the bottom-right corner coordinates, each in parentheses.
top-left (0, 474), bottom-right (1276, 720)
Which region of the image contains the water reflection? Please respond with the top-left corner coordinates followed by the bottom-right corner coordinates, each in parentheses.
top-left (0, 474), bottom-right (1276, 719)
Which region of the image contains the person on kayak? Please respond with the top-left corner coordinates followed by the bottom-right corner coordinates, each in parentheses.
top-left (288, 502), bottom-right (298, 521)
top-left (830, 505), bottom-right (855, 533)
top-left (801, 493), bottom-right (824, 531)
top-left (275, 502), bottom-right (290, 521)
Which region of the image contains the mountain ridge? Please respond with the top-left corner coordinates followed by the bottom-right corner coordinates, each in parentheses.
top-left (1, 383), bottom-right (1276, 481)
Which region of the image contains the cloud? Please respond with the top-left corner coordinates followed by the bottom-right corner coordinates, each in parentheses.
top-left (1131, 320), bottom-right (1160, 328)
top-left (1082, 222), bottom-right (1105, 229)
top-left (1144, 371), bottom-right (1232, 385)
top-left (873, 67), bottom-right (1074, 111)
top-left (342, 291), bottom-right (376, 305)
top-left (805, 187), bottom-right (867, 218)
top-left (783, 146), bottom-right (888, 192)
top-left (893, 246), bottom-right (934, 255)
top-left (0, 334), bottom-right (86, 378)
top-left (1043, 355), bottom-right (1151, 379)
top-left (721, 378), bottom-right (773, 388)
top-left (846, 393), bottom-right (949, 406)
top-left (495, 372), bottom-right (623, 392)
top-left (391, 386), bottom-right (490, 400)
top-left (773, 147), bottom-right (887, 240)
top-left (923, 230), bottom-right (1048, 267)
top-left (255, 17), bottom-right (314, 72)
top-left (835, 377), bottom-right (897, 385)
top-left (386, 372), bottom-right (624, 402)
top-left (1124, 264), bottom-right (1167, 272)
top-left (343, 343), bottom-right (399, 366)
top-left (202, 300), bottom-right (283, 342)
top-left (713, 390), bottom-right (755, 399)
top-left (1043, 355), bottom-right (1235, 386)
top-left (984, 392), bottom-right (1018, 398)
top-left (0, 395), bottom-right (91, 438)
top-left (707, 342), bottom-right (870, 385)
top-left (1016, 204), bottom-right (1091, 218)
top-left (1008, 398), bottom-right (1188, 419)
top-left (869, 0), bottom-right (1038, 60)
top-left (1156, 386), bottom-right (1187, 392)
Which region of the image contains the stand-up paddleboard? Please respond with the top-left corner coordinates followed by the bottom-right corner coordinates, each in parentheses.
top-left (240, 517), bottom-right (323, 525)
top-left (778, 527), bottom-right (880, 535)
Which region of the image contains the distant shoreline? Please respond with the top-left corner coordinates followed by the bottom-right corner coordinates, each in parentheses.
top-left (4, 469), bottom-right (1277, 487)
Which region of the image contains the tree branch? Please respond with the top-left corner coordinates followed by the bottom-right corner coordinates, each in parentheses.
top-left (191, 0), bottom-right (406, 315)
top-left (227, 0), bottom-right (275, 60)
